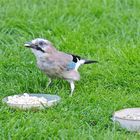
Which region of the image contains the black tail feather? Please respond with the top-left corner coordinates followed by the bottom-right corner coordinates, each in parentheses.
top-left (70, 54), bottom-right (98, 64)
top-left (84, 60), bottom-right (98, 64)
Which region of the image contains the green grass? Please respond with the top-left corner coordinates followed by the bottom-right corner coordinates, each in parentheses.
top-left (0, 0), bottom-right (140, 139)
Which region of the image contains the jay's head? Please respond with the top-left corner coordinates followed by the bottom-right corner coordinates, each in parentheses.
top-left (24, 38), bottom-right (55, 56)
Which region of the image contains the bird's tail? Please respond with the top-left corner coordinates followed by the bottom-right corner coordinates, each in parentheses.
top-left (84, 60), bottom-right (98, 64)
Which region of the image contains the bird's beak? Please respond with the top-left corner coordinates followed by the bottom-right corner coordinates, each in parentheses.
top-left (24, 42), bottom-right (33, 48)
top-left (24, 41), bottom-right (45, 53)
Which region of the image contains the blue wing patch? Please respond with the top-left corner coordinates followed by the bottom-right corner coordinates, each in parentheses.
top-left (67, 62), bottom-right (76, 70)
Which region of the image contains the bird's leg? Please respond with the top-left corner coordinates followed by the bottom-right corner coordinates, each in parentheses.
top-left (69, 81), bottom-right (75, 96)
top-left (47, 78), bottom-right (52, 87)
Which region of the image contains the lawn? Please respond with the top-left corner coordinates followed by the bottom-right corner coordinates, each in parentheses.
top-left (0, 0), bottom-right (140, 139)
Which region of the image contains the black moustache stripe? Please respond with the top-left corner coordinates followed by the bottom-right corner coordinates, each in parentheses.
top-left (36, 46), bottom-right (45, 53)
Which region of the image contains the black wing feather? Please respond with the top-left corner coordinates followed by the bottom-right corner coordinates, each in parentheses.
top-left (71, 54), bottom-right (81, 63)
top-left (71, 54), bottom-right (98, 64)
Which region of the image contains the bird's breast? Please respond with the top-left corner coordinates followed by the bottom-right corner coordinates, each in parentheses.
top-left (37, 60), bottom-right (62, 78)
top-left (37, 60), bottom-right (53, 71)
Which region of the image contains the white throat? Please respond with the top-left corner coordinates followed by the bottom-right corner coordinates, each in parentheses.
top-left (31, 49), bottom-right (46, 59)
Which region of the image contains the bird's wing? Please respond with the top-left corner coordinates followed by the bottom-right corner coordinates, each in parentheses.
top-left (49, 52), bottom-right (81, 81)
top-left (47, 51), bottom-right (98, 71)
top-left (48, 52), bottom-right (85, 71)
top-left (68, 54), bottom-right (86, 70)
top-left (60, 53), bottom-right (98, 70)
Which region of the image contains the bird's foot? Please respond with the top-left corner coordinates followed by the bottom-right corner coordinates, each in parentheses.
top-left (69, 81), bottom-right (75, 97)
top-left (47, 78), bottom-right (53, 87)
top-left (69, 91), bottom-right (74, 97)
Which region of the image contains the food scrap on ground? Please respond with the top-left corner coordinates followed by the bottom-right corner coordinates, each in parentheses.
top-left (7, 93), bottom-right (48, 105)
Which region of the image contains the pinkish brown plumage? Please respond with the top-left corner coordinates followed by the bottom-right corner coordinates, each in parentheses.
top-left (24, 38), bottom-right (98, 96)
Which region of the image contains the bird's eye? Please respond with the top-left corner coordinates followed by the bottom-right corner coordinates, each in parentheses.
top-left (39, 41), bottom-right (44, 46)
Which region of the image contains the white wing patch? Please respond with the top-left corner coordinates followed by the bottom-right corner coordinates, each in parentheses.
top-left (75, 59), bottom-right (85, 71)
